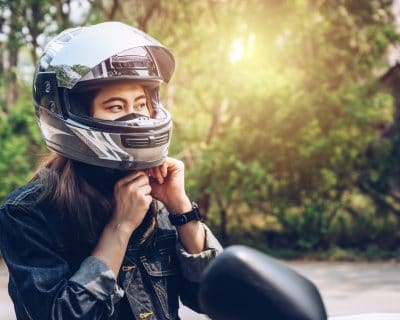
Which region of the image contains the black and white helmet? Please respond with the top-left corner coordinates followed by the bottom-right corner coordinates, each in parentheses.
top-left (33, 21), bottom-right (175, 170)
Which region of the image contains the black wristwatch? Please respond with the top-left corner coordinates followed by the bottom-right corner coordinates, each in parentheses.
top-left (168, 202), bottom-right (202, 226)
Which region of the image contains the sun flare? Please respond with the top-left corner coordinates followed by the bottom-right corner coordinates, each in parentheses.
top-left (229, 34), bottom-right (256, 63)
top-left (229, 38), bottom-right (244, 62)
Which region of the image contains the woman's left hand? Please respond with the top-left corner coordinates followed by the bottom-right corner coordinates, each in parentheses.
top-left (149, 157), bottom-right (192, 214)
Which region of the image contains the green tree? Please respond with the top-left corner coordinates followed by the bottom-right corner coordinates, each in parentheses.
top-left (1, 0), bottom-right (400, 254)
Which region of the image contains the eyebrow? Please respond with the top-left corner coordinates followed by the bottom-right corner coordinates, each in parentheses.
top-left (101, 94), bottom-right (146, 105)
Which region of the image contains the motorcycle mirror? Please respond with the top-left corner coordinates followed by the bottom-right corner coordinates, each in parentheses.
top-left (199, 245), bottom-right (327, 320)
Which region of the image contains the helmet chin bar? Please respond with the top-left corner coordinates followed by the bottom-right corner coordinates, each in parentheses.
top-left (38, 104), bottom-right (172, 170)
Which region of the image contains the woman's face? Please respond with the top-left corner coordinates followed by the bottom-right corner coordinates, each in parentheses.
top-left (91, 83), bottom-right (151, 120)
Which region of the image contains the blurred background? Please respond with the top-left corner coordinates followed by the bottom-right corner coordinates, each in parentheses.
top-left (1, 0), bottom-right (400, 261)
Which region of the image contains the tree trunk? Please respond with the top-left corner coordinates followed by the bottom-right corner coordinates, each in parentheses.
top-left (137, 1), bottom-right (160, 32)
top-left (0, 41), bottom-right (5, 111)
top-left (55, 0), bottom-right (71, 30)
top-left (215, 193), bottom-right (229, 245)
top-left (219, 206), bottom-right (229, 245)
top-left (5, 45), bottom-right (18, 109)
top-left (108, 0), bottom-right (120, 19)
top-left (27, 2), bottom-right (42, 66)
top-left (197, 193), bottom-right (211, 219)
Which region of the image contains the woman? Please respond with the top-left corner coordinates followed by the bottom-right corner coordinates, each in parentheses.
top-left (0, 22), bottom-right (222, 320)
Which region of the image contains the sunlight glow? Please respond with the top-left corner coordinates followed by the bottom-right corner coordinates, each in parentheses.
top-left (248, 33), bottom-right (256, 52)
top-left (229, 38), bottom-right (245, 62)
top-left (229, 33), bottom-right (256, 63)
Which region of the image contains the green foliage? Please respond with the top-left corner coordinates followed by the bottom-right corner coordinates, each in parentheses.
top-left (0, 86), bottom-right (45, 202)
top-left (163, 0), bottom-right (400, 250)
top-left (1, 0), bottom-right (400, 256)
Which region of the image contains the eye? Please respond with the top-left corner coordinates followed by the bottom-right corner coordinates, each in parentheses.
top-left (135, 102), bottom-right (147, 110)
top-left (107, 105), bottom-right (123, 112)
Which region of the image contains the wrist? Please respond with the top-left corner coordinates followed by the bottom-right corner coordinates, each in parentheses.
top-left (106, 220), bottom-right (135, 242)
top-left (166, 194), bottom-right (192, 215)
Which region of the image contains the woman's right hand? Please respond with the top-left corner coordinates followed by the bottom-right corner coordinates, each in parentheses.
top-left (110, 171), bottom-right (152, 234)
top-left (93, 171), bottom-right (152, 275)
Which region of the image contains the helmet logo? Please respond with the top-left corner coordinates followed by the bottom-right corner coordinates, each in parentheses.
top-left (44, 81), bottom-right (51, 93)
top-left (148, 135), bottom-right (156, 146)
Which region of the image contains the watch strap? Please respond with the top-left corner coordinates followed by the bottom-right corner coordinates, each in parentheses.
top-left (168, 202), bottom-right (202, 226)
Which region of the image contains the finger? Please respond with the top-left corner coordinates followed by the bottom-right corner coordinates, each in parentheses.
top-left (160, 161), bottom-right (168, 178)
top-left (139, 184), bottom-right (152, 195)
top-left (135, 193), bottom-right (153, 211)
top-left (118, 170), bottom-right (147, 187)
top-left (149, 166), bottom-right (163, 184)
top-left (154, 166), bottom-right (164, 184)
top-left (164, 157), bottom-right (183, 173)
top-left (144, 194), bottom-right (153, 206)
top-left (119, 176), bottom-right (149, 195)
top-left (126, 180), bottom-right (150, 198)
top-left (126, 174), bottom-right (150, 188)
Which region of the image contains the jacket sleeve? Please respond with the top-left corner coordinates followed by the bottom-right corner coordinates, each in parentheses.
top-left (176, 223), bottom-right (223, 312)
top-left (0, 203), bottom-right (124, 320)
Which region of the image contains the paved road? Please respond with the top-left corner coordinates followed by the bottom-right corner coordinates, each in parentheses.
top-left (1, 259), bottom-right (400, 319)
top-left (0, 260), bottom-right (13, 320)
top-left (289, 261), bottom-right (400, 317)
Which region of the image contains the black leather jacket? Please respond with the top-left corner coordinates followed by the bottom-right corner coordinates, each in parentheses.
top-left (0, 181), bottom-right (222, 319)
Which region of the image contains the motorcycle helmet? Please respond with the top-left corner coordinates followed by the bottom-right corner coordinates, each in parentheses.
top-left (33, 21), bottom-right (175, 170)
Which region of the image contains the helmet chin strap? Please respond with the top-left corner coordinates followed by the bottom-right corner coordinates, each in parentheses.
top-left (73, 160), bottom-right (134, 193)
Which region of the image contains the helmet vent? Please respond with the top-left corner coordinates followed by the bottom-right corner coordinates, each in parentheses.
top-left (121, 132), bottom-right (169, 148)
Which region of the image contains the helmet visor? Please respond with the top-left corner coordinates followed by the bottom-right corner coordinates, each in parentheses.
top-left (40, 22), bottom-right (174, 89)
top-left (76, 47), bottom-right (161, 89)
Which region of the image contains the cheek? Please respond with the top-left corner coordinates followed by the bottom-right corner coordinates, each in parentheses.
top-left (139, 109), bottom-right (151, 117)
top-left (91, 108), bottom-right (103, 118)
top-left (91, 102), bottom-right (101, 118)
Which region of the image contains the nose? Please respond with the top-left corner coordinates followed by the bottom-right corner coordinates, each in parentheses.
top-left (126, 104), bottom-right (136, 115)
top-left (125, 102), bottom-right (150, 117)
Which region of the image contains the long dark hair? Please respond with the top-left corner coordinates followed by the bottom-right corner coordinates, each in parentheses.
top-left (30, 153), bottom-right (157, 249)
